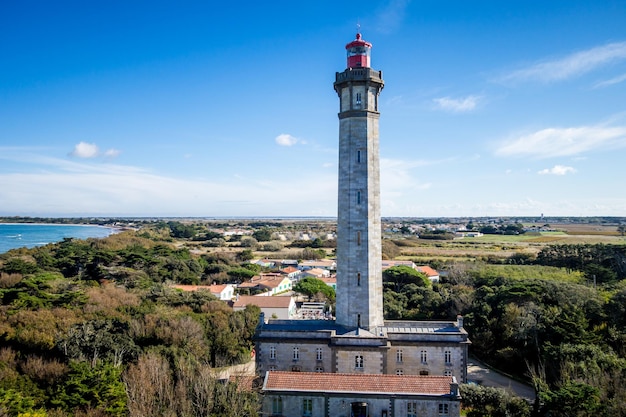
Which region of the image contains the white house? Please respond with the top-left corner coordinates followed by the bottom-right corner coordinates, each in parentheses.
top-left (171, 284), bottom-right (235, 301)
top-left (231, 295), bottom-right (296, 320)
top-left (301, 267), bottom-right (331, 279)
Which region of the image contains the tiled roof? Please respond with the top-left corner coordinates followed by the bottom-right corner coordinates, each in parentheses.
top-left (303, 268), bottom-right (327, 277)
top-left (282, 266), bottom-right (299, 273)
top-left (263, 372), bottom-right (453, 396)
top-left (232, 295), bottom-right (293, 308)
top-left (416, 265), bottom-right (440, 277)
top-left (238, 281), bottom-right (260, 288)
top-left (208, 284), bottom-right (229, 292)
top-left (171, 284), bottom-right (231, 294)
top-left (241, 274), bottom-right (289, 290)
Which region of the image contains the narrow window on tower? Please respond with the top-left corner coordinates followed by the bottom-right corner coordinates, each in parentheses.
top-left (357, 150), bottom-right (361, 163)
top-left (357, 191), bottom-right (361, 205)
top-left (355, 92), bottom-right (362, 107)
top-left (357, 272), bottom-right (361, 286)
top-left (357, 314), bottom-right (361, 328)
top-left (357, 231), bottom-right (361, 246)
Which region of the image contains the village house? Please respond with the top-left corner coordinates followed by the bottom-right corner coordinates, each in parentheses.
top-left (171, 283), bottom-right (235, 301)
top-left (416, 266), bottom-right (440, 283)
top-left (231, 295), bottom-right (297, 320)
top-left (301, 267), bottom-right (331, 279)
top-left (281, 266), bottom-right (302, 281)
top-left (238, 273), bottom-right (292, 296)
top-left (298, 259), bottom-right (337, 271)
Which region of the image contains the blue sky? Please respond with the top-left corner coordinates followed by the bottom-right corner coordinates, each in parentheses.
top-left (1, 1), bottom-right (626, 218)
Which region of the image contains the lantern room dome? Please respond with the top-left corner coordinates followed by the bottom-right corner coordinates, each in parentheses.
top-left (345, 33), bottom-right (372, 69)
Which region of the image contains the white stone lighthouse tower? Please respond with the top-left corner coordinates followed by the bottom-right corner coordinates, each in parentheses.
top-left (334, 32), bottom-right (385, 330)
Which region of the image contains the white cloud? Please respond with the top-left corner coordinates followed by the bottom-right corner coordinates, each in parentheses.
top-left (380, 157), bottom-right (434, 195)
top-left (0, 151), bottom-right (338, 217)
top-left (432, 95), bottom-right (480, 112)
top-left (499, 41), bottom-right (626, 84)
top-left (103, 148), bottom-right (121, 158)
top-left (593, 72), bottom-right (626, 88)
top-left (275, 133), bottom-right (303, 147)
top-left (495, 124), bottom-right (626, 158)
top-left (538, 165), bottom-right (576, 175)
top-left (70, 142), bottom-right (99, 158)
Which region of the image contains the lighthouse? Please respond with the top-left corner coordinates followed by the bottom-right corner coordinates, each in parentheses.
top-left (333, 32), bottom-right (385, 330)
top-left (255, 34), bottom-right (468, 389)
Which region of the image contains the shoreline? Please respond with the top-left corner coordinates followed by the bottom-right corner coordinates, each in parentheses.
top-left (0, 224), bottom-right (124, 255)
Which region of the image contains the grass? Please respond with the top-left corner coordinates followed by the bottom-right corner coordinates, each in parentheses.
top-left (389, 230), bottom-right (626, 263)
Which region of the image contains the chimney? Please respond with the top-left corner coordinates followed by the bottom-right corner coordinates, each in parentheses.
top-left (456, 315), bottom-right (464, 329)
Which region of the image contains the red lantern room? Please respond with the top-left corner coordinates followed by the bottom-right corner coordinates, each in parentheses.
top-left (345, 32), bottom-right (372, 69)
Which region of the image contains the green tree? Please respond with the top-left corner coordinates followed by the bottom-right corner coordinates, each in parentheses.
top-left (1, 258), bottom-right (39, 275)
top-left (300, 248), bottom-right (326, 260)
top-left (227, 267), bottom-right (257, 282)
top-left (167, 221), bottom-right (197, 239)
top-left (240, 236), bottom-right (258, 248)
top-left (383, 265), bottom-right (430, 291)
top-left (57, 319), bottom-right (139, 366)
top-left (252, 228), bottom-right (272, 242)
top-left (539, 381), bottom-right (600, 417)
top-left (0, 388), bottom-right (38, 416)
top-left (293, 277), bottom-right (335, 302)
top-left (52, 361), bottom-right (127, 416)
top-left (460, 384), bottom-right (530, 417)
top-left (237, 249), bottom-right (255, 262)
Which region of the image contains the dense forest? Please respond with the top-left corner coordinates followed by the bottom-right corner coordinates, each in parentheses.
top-left (384, 243), bottom-right (626, 417)
top-left (0, 227), bottom-right (261, 416)
top-left (2, 221), bottom-right (626, 416)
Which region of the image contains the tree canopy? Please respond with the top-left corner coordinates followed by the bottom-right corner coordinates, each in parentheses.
top-left (293, 277), bottom-right (335, 302)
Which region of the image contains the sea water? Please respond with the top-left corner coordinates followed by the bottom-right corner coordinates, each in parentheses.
top-left (0, 223), bottom-right (114, 254)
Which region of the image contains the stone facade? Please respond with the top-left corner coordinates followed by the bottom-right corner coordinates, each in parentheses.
top-left (334, 66), bottom-right (384, 331)
top-left (256, 318), bottom-right (470, 382)
top-left (262, 393), bottom-right (461, 417)
top-left (262, 371), bottom-right (461, 417)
